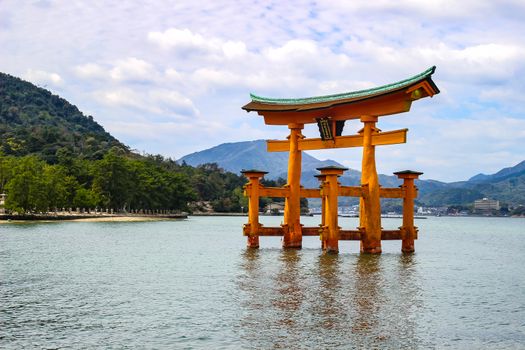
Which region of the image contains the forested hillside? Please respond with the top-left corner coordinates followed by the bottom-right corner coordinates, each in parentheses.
top-left (0, 72), bottom-right (250, 214)
top-left (0, 72), bottom-right (124, 162)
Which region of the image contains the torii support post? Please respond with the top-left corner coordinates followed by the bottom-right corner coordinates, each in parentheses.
top-left (394, 170), bottom-right (423, 253)
top-left (314, 174), bottom-right (327, 250)
top-left (318, 166), bottom-right (347, 254)
top-left (241, 169), bottom-right (268, 249)
top-left (360, 115), bottom-right (382, 254)
top-left (283, 123), bottom-right (304, 249)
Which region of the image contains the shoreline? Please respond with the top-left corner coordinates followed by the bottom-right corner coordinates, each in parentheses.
top-left (1, 212), bottom-right (522, 224)
top-left (0, 213), bottom-right (188, 223)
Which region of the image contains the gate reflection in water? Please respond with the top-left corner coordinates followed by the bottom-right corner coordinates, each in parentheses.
top-left (237, 249), bottom-right (429, 349)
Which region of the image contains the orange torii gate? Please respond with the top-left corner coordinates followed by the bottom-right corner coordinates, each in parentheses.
top-left (241, 66), bottom-right (439, 254)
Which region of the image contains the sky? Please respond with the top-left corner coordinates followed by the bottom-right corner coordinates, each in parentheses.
top-left (1, 0), bottom-right (525, 182)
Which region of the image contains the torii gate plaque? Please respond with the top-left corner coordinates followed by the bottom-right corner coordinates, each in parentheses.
top-left (241, 67), bottom-right (439, 254)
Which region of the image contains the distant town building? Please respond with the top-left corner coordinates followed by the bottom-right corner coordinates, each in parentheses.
top-left (474, 198), bottom-right (500, 212)
top-left (265, 202), bottom-right (284, 215)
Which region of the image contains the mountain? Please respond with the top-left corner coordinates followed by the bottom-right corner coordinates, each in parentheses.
top-left (178, 139), bottom-right (345, 181)
top-left (0, 72), bottom-right (124, 162)
top-left (179, 140), bottom-right (525, 206)
top-left (418, 161), bottom-right (525, 206)
top-left (468, 160), bottom-right (525, 183)
top-left (461, 161), bottom-right (525, 205)
top-left (178, 140), bottom-right (441, 187)
top-left (177, 139), bottom-right (446, 189)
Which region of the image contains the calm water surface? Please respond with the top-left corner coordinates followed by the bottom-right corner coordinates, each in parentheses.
top-left (1, 216), bottom-right (524, 349)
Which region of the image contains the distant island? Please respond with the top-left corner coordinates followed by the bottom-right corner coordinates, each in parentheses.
top-left (1, 72), bottom-right (523, 219)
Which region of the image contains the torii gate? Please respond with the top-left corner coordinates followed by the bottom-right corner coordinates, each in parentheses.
top-left (241, 66), bottom-right (439, 254)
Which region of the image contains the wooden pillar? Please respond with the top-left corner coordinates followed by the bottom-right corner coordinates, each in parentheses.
top-left (241, 170), bottom-right (268, 249)
top-left (394, 170), bottom-right (423, 253)
top-left (283, 123), bottom-right (304, 249)
top-left (315, 174), bottom-right (327, 250)
top-left (359, 115), bottom-right (382, 254)
top-left (318, 166), bottom-right (347, 254)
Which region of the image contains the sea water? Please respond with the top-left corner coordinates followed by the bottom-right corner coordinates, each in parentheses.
top-left (1, 216), bottom-right (524, 349)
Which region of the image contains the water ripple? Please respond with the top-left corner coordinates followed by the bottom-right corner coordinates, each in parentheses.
top-left (1, 217), bottom-right (524, 348)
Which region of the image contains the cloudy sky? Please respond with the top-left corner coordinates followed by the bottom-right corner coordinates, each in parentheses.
top-left (1, 0), bottom-right (524, 182)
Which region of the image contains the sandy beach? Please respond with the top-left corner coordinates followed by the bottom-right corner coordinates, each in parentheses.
top-left (68, 216), bottom-right (169, 222)
top-left (0, 214), bottom-right (187, 223)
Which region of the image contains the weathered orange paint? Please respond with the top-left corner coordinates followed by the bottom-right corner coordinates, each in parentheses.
top-left (315, 174), bottom-right (328, 249)
top-left (256, 90), bottom-right (418, 125)
top-left (395, 171), bottom-right (423, 253)
top-left (241, 69), bottom-right (439, 253)
top-left (246, 186), bottom-right (321, 199)
top-left (379, 187), bottom-right (405, 198)
top-left (243, 226), bottom-right (403, 240)
top-left (339, 186), bottom-right (364, 197)
top-left (318, 167), bottom-right (347, 254)
top-left (360, 116), bottom-right (382, 254)
top-left (266, 128), bottom-right (407, 152)
top-left (283, 124), bottom-right (303, 248)
top-left (241, 170), bottom-right (267, 248)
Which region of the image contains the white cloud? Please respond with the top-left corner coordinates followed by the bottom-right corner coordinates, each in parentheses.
top-left (149, 90), bottom-right (199, 116)
top-left (74, 58), bottom-right (158, 83)
top-left (148, 28), bottom-right (207, 50)
top-left (95, 88), bottom-right (198, 118)
top-left (96, 88), bottom-right (144, 109)
top-left (109, 57), bottom-right (157, 82)
top-left (74, 63), bottom-right (106, 79)
top-left (148, 27), bottom-right (247, 62)
top-left (264, 39), bottom-right (319, 61)
top-left (23, 69), bottom-right (63, 86)
top-left (222, 41), bottom-right (247, 59)
top-left (3, 1), bottom-right (525, 181)
top-left (415, 43), bottom-right (525, 83)
top-left (165, 68), bottom-right (184, 81)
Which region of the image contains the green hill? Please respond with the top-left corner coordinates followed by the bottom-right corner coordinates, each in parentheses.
top-left (0, 72), bottom-right (125, 163)
top-left (0, 72), bottom-right (248, 214)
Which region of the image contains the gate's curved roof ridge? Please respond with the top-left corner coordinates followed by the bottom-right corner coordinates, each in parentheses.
top-left (243, 66), bottom-right (439, 112)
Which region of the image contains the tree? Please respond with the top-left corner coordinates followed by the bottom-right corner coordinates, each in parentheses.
top-left (5, 156), bottom-right (47, 213)
top-left (73, 187), bottom-right (98, 208)
top-left (0, 152), bottom-right (16, 193)
top-left (41, 164), bottom-right (72, 210)
top-left (92, 147), bottom-right (134, 210)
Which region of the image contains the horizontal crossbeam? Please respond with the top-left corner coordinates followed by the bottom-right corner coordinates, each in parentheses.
top-left (259, 187), bottom-right (290, 197)
top-left (243, 225), bottom-right (408, 240)
top-left (267, 129), bottom-right (407, 152)
top-left (246, 185), bottom-right (408, 199)
top-left (339, 186), bottom-right (364, 197)
top-left (379, 187), bottom-right (405, 198)
top-left (245, 186), bottom-right (322, 198)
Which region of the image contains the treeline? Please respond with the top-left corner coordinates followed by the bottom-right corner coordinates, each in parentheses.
top-left (0, 147), bottom-right (251, 214)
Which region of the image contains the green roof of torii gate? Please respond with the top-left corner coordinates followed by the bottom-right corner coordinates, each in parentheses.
top-left (242, 66), bottom-right (439, 114)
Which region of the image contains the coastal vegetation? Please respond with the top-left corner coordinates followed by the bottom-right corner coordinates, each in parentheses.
top-left (0, 72), bottom-right (252, 214)
top-left (0, 149), bottom-right (254, 214)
